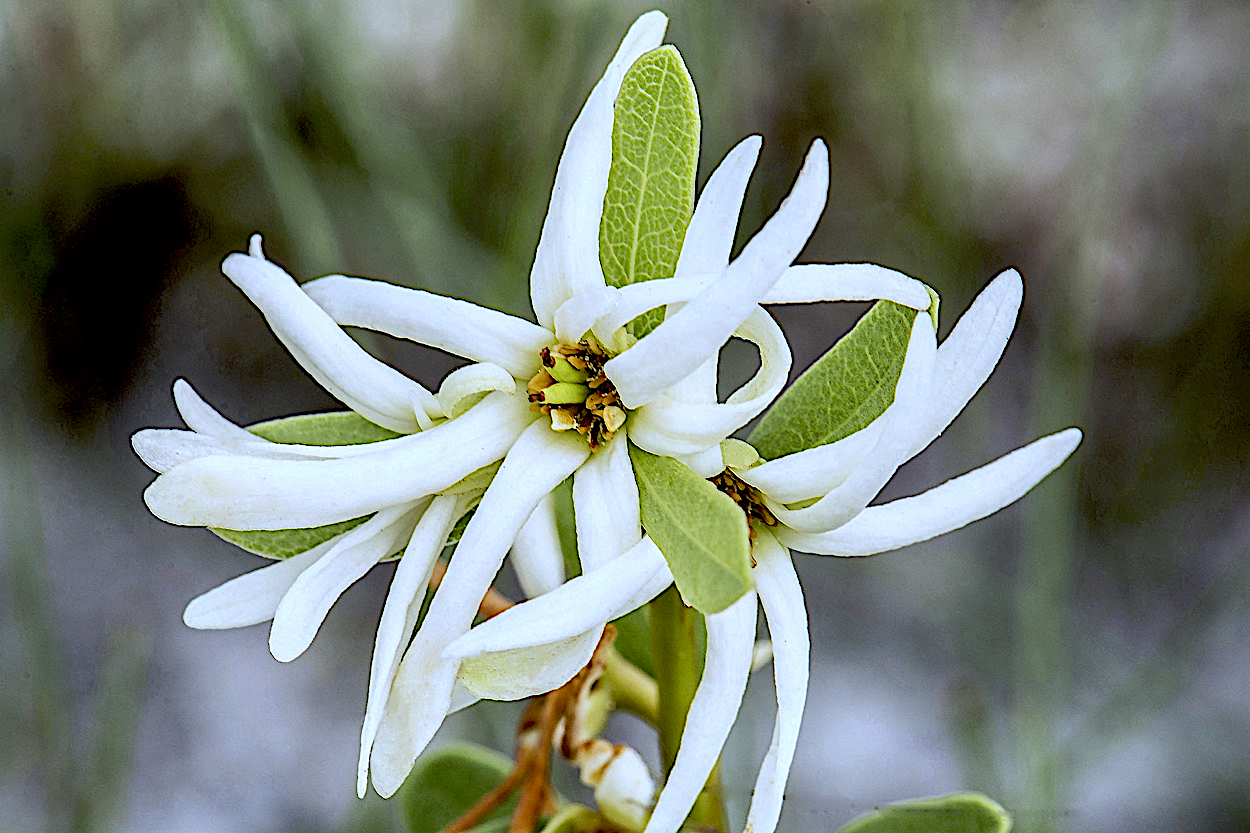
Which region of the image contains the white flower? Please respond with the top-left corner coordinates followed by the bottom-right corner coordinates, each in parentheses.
top-left (443, 270), bottom-right (1082, 833)
top-left (133, 10), bottom-right (925, 801)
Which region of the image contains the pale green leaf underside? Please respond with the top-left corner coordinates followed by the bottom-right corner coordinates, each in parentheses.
top-left (210, 411), bottom-right (398, 560)
top-left (834, 792), bottom-right (1012, 833)
top-left (629, 443), bottom-right (751, 614)
top-left (749, 301), bottom-right (918, 461)
top-left (599, 44), bottom-right (700, 338)
top-left (399, 743), bottom-right (517, 833)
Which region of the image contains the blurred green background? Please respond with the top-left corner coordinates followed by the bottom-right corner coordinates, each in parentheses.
top-left (2, 1), bottom-right (1248, 831)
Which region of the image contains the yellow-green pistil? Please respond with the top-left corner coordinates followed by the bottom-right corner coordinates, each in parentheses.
top-left (710, 468), bottom-right (778, 537)
top-left (528, 339), bottom-right (625, 450)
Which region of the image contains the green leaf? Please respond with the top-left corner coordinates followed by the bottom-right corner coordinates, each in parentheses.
top-left (537, 805), bottom-right (602, 833)
top-left (628, 444), bottom-right (751, 614)
top-left (749, 301), bottom-right (919, 460)
top-left (599, 45), bottom-right (700, 338)
top-left (398, 743), bottom-right (517, 833)
top-left (835, 792), bottom-right (1012, 833)
top-left (248, 411), bottom-right (403, 445)
top-left (210, 411), bottom-right (400, 559)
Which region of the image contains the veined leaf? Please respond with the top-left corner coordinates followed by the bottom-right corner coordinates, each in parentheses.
top-left (599, 45), bottom-right (700, 337)
top-left (834, 792), bottom-right (1012, 833)
top-left (749, 301), bottom-right (919, 460)
top-left (628, 444), bottom-right (751, 614)
top-left (398, 743), bottom-right (517, 833)
top-left (211, 411), bottom-right (399, 558)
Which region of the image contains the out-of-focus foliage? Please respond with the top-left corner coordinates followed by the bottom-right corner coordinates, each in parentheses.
top-left (2, 1), bottom-right (1248, 832)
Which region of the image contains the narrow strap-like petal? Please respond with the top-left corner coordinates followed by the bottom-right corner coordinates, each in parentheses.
top-left (555, 286), bottom-right (620, 346)
top-left (443, 536), bottom-right (670, 659)
top-left (512, 491), bottom-right (566, 598)
top-left (357, 494), bottom-right (459, 797)
top-left (674, 445), bottom-right (724, 478)
top-left (766, 263), bottom-right (932, 308)
top-left (269, 504), bottom-right (421, 662)
top-left (436, 362), bottom-right (517, 418)
top-left (304, 275), bottom-right (552, 380)
top-left (628, 308), bottom-right (790, 457)
top-left (573, 430), bottom-right (641, 572)
top-left (369, 422), bottom-right (590, 798)
top-left (905, 269), bottom-right (1023, 460)
top-left (143, 391), bottom-right (532, 530)
top-left (732, 418), bottom-right (885, 504)
top-left (222, 241), bottom-right (439, 432)
top-left (743, 532), bottom-right (809, 833)
top-left (675, 135), bottom-right (762, 278)
top-left (777, 428), bottom-right (1082, 556)
top-left (529, 12), bottom-right (668, 328)
top-left (182, 539), bottom-right (333, 630)
top-left (173, 379), bottom-right (259, 441)
top-left (643, 590), bottom-right (757, 833)
top-left (767, 314), bottom-right (936, 533)
top-left (457, 627), bottom-right (605, 700)
top-left (605, 141), bottom-right (829, 409)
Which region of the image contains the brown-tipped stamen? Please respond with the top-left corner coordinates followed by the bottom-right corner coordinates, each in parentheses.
top-left (710, 469), bottom-right (778, 546)
top-left (527, 338), bottom-right (626, 450)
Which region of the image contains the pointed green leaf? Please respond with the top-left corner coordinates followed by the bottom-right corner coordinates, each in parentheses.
top-left (398, 743), bottom-right (518, 833)
top-left (749, 301), bottom-right (920, 460)
top-left (628, 443), bottom-right (751, 614)
top-left (835, 792), bottom-right (1012, 833)
top-left (599, 45), bottom-right (700, 337)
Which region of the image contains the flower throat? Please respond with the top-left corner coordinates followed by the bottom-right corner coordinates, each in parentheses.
top-left (527, 339), bottom-right (625, 450)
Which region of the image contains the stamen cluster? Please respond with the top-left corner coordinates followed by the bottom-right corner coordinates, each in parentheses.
top-left (710, 469), bottom-right (778, 536)
top-left (527, 340), bottom-right (626, 450)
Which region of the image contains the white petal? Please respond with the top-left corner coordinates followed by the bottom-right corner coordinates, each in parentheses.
top-left (443, 536), bottom-right (670, 659)
top-left (369, 422), bottom-right (590, 798)
top-left (132, 428), bottom-right (224, 474)
top-left (269, 504), bottom-right (420, 662)
top-left (765, 263), bottom-right (932, 308)
top-left (905, 269), bottom-right (1023, 460)
top-left (573, 430), bottom-right (641, 572)
top-left (766, 313), bottom-right (937, 533)
top-left (457, 627), bottom-right (604, 701)
top-left (437, 362), bottom-right (517, 418)
top-left (304, 275), bottom-right (552, 380)
top-left (511, 491), bottom-right (566, 598)
top-left (628, 308), bottom-right (790, 457)
top-left (529, 12), bottom-right (668, 327)
top-left (447, 683), bottom-right (480, 715)
top-left (675, 135), bottom-right (762, 277)
top-left (556, 286), bottom-right (620, 346)
top-left (357, 494), bottom-right (460, 797)
top-left (173, 379), bottom-right (258, 441)
top-left (673, 445), bottom-right (725, 479)
top-left (221, 248), bottom-right (439, 432)
top-left (778, 428), bottom-right (1082, 556)
top-left (643, 591), bottom-right (757, 833)
top-left (143, 391), bottom-right (532, 529)
top-left (606, 141), bottom-right (829, 409)
top-left (743, 532), bottom-right (809, 833)
top-left (182, 540), bottom-right (333, 629)
top-left (732, 418), bottom-right (886, 504)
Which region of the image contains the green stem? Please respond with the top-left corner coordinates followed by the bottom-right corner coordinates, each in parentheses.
top-left (648, 586), bottom-right (726, 833)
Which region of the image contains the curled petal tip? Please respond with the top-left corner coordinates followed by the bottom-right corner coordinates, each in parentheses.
top-left (248, 234), bottom-right (265, 259)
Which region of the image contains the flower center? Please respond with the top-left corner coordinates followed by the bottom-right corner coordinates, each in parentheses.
top-left (527, 339), bottom-right (626, 450)
top-left (710, 469), bottom-right (777, 534)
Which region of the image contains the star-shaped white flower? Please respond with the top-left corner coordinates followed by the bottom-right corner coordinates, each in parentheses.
top-left (133, 10), bottom-right (929, 800)
top-left (444, 269), bottom-right (1082, 833)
